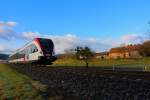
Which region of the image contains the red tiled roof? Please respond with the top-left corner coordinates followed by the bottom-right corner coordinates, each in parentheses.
top-left (109, 44), bottom-right (141, 53)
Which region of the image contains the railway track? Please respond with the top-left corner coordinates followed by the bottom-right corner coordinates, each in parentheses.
top-left (8, 64), bottom-right (150, 100)
top-left (9, 64), bottom-right (150, 79)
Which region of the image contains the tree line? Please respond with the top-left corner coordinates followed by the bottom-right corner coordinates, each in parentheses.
top-left (139, 40), bottom-right (150, 57)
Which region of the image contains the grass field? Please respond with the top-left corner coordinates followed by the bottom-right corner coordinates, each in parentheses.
top-left (51, 57), bottom-right (150, 69)
top-left (0, 64), bottom-right (47, 100)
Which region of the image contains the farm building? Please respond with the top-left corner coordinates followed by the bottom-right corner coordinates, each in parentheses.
top-left (94, 52), bottom-right (109, 59)
top-left (109, 44), bottom-right (142, 59)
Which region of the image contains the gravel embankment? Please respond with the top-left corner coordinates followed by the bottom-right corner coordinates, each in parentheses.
top-left (9, 64), bottom-right (150, 100)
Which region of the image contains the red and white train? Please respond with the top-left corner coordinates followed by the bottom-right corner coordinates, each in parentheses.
top-left (9, 38), bottom-right (57, 65)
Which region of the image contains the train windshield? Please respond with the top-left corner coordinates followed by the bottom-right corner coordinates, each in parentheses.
top-left (39, 38), bottom-right (54, 54)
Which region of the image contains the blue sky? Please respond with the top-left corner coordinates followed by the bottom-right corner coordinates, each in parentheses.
top-left (0, 0), bottom-right (150, 53)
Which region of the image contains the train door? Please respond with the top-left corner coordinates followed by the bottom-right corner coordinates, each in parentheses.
top-left (29, 44), bottom-right (39, 61)
top-left (23, 49), bottom-right (26, 64)
top-left (25, 47), bottom-right (31, 62)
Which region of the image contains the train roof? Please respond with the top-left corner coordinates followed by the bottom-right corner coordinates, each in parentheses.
top-left (9, 38), bottom-right (53, 57)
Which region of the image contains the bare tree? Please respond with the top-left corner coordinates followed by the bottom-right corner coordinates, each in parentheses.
top-left (75, 46), bottom-right (94, 68)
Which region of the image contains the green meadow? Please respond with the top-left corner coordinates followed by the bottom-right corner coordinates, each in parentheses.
top-left (0, 64), bottom-right (47, 100)
top-left (51, 57), bottom-right (150, 69)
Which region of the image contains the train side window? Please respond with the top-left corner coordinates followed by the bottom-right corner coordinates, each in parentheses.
top-left (31, 44), bottom-right (38, 53)
top-left (26, 47), bottom-right (31, 55)
top-left (18, 51), bottom-right (22, 58)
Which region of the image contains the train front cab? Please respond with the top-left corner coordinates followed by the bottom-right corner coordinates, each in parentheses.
top-left (33, 38), bottom-right (57, 65)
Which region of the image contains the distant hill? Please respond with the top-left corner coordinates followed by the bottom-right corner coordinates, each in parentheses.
top-left (0, 54), bottom-right (9, 60)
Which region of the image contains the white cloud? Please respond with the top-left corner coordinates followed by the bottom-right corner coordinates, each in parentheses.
top-left (122, 34), bottom-right (139, 41)
top-left (6, 21), bottom-right (17, 27)
top-left (2, 21), bottom-right (148, 54)
top-left (121, 34), bottom-right (143, 44)
top-left (0, 21), bottom-right (17, 40)
top-left (0, 22), bottom-right (4, 26)
top-left (84, 38), bottom-right (113, 52)
top-left (45, 34), bottom-right (112, 54)
top-left (0, 45), bottom-right (13, 54)
top-left (0, 45), bottom-right (6, 52)
top-left (45, 34), bottom-right (78, 54)
top-left (0, 21), bottom-right (17, 27)
top-left (22, 32), bottom-right (41, 40)
top-left (0, 28), bottom-right (16, 40)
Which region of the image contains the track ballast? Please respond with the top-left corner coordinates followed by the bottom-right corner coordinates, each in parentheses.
top-left (9, 64), bottom-right (150, 100)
